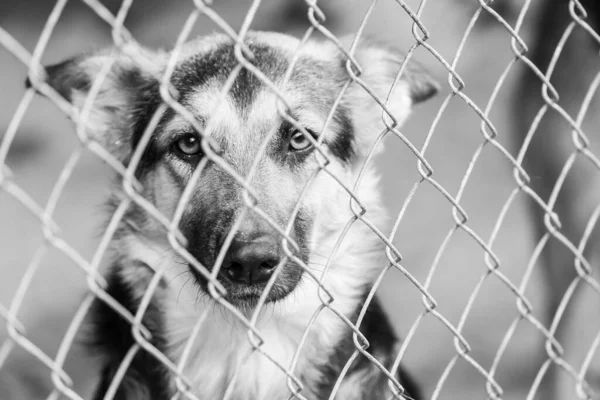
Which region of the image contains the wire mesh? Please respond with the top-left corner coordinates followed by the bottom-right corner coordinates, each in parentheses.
top-left (1, 0), bottom-right (599, 399)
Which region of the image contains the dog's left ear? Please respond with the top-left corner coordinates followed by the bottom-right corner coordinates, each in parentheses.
top-left (26, 44), bottom-right (165, 164)
top-left (340, 38), bottom-right (439, 158)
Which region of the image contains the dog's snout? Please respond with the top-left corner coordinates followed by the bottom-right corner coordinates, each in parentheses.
top-left (223, 236), bottom-right (280, 285)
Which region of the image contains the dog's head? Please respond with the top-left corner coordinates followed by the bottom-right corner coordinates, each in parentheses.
top-left (34, 32), bottom-right (437, 307)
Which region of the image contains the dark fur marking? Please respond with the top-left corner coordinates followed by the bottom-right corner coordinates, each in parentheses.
top-left (126, 72), bottom-right (165, 177)
top-left (287, 57), bottom-right (357, 163)
top-left (128, 71), bottom-right (162, 146)
top-left (271, 110), bottom-right (354, 166)
top-left (329, 105), bottom-right (355, 163)
top-left (171, 42), bottom-right (289, 111)
top-left (270, 119), bottom-right (314, 167)
top-left (179, 164), bottom-right (238, 266)
top-left (314, 296), bottom-right (421, 399)
top-left (130, 107), bottom-right (186, 179)
top-left (91, 268), bottom-right (171, 400)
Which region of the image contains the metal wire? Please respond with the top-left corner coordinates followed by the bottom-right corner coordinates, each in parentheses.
top-left (1, 0), bottom-right (599, 399)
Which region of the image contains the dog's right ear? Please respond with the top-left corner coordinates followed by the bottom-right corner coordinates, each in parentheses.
top-left (26, 45), bottom-right (165, 163)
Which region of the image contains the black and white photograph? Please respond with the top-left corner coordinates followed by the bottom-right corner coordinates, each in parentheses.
top-left (1, 0), bottom-right (599, 399)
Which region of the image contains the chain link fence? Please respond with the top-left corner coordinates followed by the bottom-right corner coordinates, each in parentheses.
top-left (1, 0), bottom-right (599, 399)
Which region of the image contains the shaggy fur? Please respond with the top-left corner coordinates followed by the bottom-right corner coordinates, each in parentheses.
top-left (32, 31), bottom-right (438, 400)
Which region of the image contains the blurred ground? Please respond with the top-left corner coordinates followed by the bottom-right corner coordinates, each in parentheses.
top-left (1, 0), bottom-right (599, 399)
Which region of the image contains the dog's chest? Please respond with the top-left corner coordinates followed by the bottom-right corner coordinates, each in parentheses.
top-left (165, 310), bottom-right (321, 400)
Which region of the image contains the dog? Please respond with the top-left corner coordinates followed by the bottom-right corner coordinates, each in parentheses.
top-left (30, 31), bottom-right (438, 399)
top-left (515, 0), bottom-right (600, 396)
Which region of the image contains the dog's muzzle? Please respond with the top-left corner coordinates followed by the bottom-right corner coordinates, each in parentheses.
top-left (187, 212), bottom-right (305, 306)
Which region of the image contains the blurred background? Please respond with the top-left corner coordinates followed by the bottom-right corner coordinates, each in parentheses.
top-left (1, 0), bottom-right (600, 399)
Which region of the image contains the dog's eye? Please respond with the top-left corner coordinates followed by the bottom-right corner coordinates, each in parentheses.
top-left (175, 134), bottom-right (201, 156)
top-left (289, 130), bottom-right (314, 152)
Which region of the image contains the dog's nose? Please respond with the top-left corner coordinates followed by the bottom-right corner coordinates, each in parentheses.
top-left (222, 235), bottom-right (280, 285)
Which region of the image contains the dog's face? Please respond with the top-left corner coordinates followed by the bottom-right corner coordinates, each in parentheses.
top-left (37, 32), bottom-right (437, 307)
